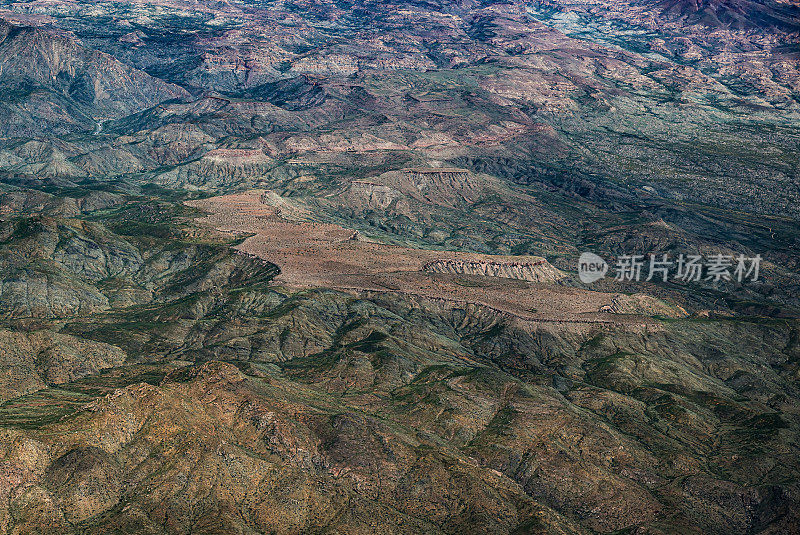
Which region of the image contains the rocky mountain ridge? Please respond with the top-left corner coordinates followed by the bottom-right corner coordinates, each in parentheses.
top-left (0, 18), bottom-right (188, 136)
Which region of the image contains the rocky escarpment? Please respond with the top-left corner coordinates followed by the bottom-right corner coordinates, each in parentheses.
top-left (406, 167), bottom-right (471, 183)
top-left (424, 258), bottom-right (565, 282)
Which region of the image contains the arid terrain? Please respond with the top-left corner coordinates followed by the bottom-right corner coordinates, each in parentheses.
top-left (187, 189), bottom-right (662, 324)
top-left (0, 0), bottom-right (798, 533)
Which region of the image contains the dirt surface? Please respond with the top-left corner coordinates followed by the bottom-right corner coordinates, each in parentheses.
top-left (188, 190), bottom-right (658, 324)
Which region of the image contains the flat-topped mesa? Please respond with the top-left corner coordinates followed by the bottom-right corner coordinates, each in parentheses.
top-left (423, 258), bottom-right (564, 282)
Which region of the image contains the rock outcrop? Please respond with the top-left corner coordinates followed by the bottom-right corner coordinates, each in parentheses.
top-left (424, 258), bottom-right (565, 282)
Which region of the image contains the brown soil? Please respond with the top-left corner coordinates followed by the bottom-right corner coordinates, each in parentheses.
top-left (187, 190), bottom-right (654, 324)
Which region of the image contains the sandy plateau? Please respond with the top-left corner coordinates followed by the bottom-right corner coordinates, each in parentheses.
top-left (188, 190), bottom-right (666, 325)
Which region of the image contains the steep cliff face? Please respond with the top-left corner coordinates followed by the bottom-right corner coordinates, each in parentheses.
top-left (401, 168), bottom-right (485, 206)
top-left (598, 293), bottom-right (689, 318)
top-left (424, 258), bottom-right (565, 282)
top-left (345, 181), bottom-right (407, 211)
